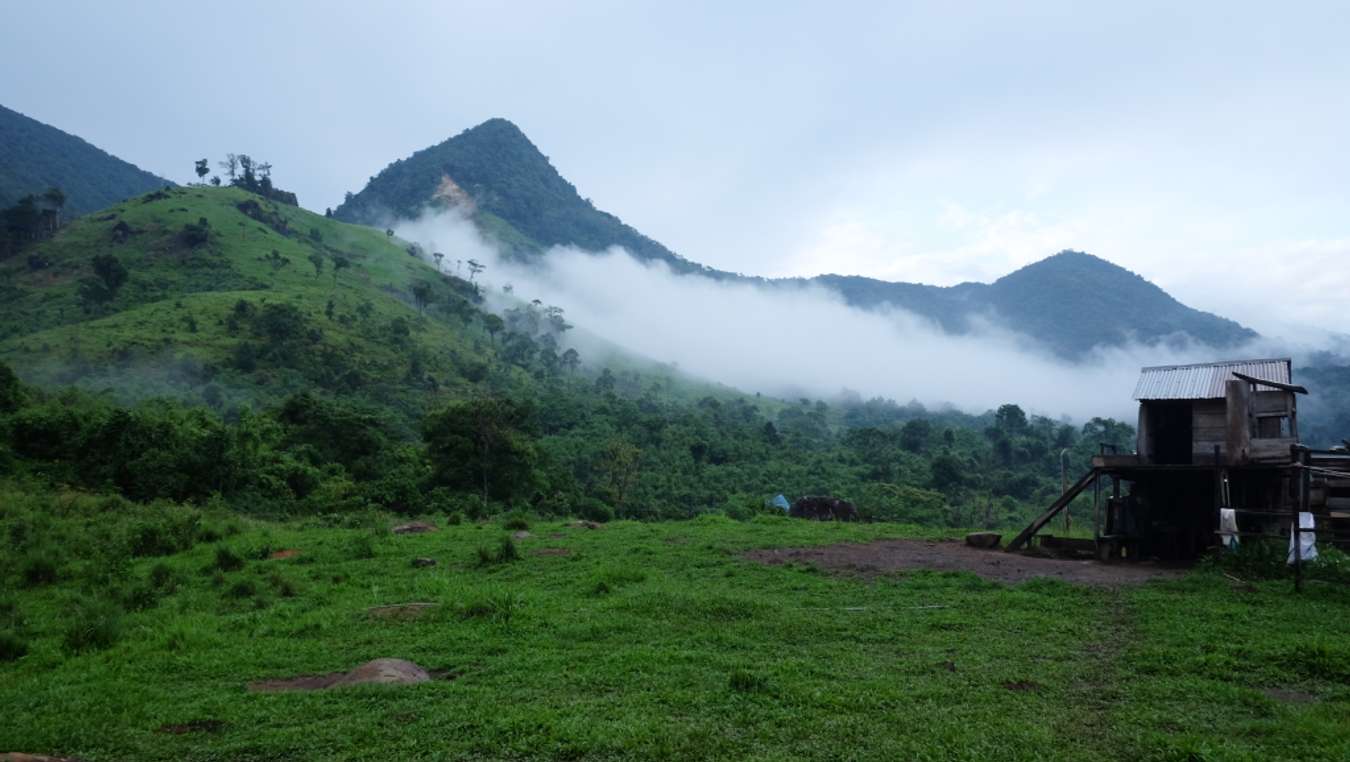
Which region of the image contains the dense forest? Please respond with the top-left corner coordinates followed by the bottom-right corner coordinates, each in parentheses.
top-left (0, 180), bottom-right (1135, 527)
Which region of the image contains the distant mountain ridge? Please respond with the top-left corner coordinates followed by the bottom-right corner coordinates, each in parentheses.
top-left (0, 104), bottom-right (171, 216)
top-left (338, 118), bottom-right (1257, 356)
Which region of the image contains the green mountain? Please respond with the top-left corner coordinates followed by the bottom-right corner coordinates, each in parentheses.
top-left (818, 252), bottom-right (1256, 355)
top-left (335, 118), bottom-right (718, 275)
top-left (0, 104), bottom-right (171, 216)
top-left (336, 119), bottom-right (1257, 356)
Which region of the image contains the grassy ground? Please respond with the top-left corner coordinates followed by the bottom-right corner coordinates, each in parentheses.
top-left (2, 498), bottom-right (1348, 761)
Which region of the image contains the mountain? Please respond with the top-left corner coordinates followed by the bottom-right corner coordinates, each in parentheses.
top-left (816, 252), bottom-right (1257, 355)
top-left (338, 118), bottom-right (1258, 356)
top-left (335, 119), bottom-right (721, 276)
top-left (0, 103), bottom-right (171, 216)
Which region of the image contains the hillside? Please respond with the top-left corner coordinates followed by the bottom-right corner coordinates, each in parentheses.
top-left (335, 119), bottom-right (719, 276)
top-left (336, 119), bottom-right (1257, 356)
top-left (0, 104), bottom-right (171, 216)
top-left (818, 252), bottom-right (1257, 355)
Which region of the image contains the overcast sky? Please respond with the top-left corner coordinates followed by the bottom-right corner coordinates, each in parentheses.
top-left (3, 1), bottom-right (1347, 336)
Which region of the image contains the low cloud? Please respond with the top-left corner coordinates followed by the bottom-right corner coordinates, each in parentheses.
top-left (394, 211), bottom-right (1295, 422)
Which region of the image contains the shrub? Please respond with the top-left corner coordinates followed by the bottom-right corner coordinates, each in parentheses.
top-left (502, 513), bottom-right (530, 531)
top-left (62, 598), bottom-right (123, 653)
top-left (728, 669), bottom-right (770, 694)
top-left (213, 545), bottom-right (244, 572)
top-left (226, 579), bottom-right (258, 599)
top-left (20, 554), bottom-right (58, 588)
top-left (122, 581), bottom-right (161, 612)
top-left (578, 498), bottom-right (614, 524)
top-left (148, 562), bottom-right (178, 591)
top-left (0, 631), bottom-right (28, 662)
top-left (348, 534), bottom-right (377, 560)
top-left (458, 591), bottom-right (521, 624)
top-left (475, 537), bottom-right (520, 567)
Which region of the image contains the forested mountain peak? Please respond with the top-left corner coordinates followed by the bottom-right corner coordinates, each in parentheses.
top-left (0, 103), bottom-right (171, 216)
top-left (334, 118), bottom-right (713, 273)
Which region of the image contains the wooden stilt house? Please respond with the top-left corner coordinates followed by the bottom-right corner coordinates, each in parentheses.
top-left (1009, 359), bottom-right (1350, 560)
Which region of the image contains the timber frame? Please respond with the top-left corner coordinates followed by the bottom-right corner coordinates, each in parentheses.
top-left (1008, 360), bottom-right (1350, 573)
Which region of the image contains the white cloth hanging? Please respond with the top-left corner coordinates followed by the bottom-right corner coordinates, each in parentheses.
top-left (1218, 508), bottom-right (1239, 550)
top-left (1287, 511), bottom-right (1317, 565)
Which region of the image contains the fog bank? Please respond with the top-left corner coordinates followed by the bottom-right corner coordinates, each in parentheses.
top-left (394, 212), bottom-right (1286, 421)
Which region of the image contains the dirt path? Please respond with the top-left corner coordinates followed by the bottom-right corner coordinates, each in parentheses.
top-left (746, 539), bottom-right (1186, 587)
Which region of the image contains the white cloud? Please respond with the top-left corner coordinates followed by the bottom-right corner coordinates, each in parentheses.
top-left (396, 211), bottom-right (1267, 422)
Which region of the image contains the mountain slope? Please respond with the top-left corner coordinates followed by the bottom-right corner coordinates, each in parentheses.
top-left (0, 185), bottom-right (510, 430)
top-left (338, 118), bottom-right (1258, 356)
top-left (336, 118), bottom-right (719, 275)
top-left (0, 104), bottom-right (171, 216)
top-left (817, 252), bottom-right (1256, 355)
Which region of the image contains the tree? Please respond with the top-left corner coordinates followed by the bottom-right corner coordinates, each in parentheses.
top-left (219, 153), bottom-right (239, 182)
top-left (558, 348), bottom-right (580, 375)
top-left (194, 159), bottom-right (209, 183)
top-left (210, 175), bottom-right (221, 187)
top-left (92, 254), bottom-right (128, 294)
top-left (332, 254), bottom-right (349, 286)
top-left (467, 259), bottom-right (484, 282)
top-left (411, 281), bottom-right (434, 316)
top-left (432, 251), bottom-right (444, 272)
top-left (482, 313), bottom-right (504, 344)
top-left (595, 368), bottom-right (616, 394)
top-left (422, 397), bottom-right (538, 506)
top-left (900, 419), bottom-right (931, 453)
top-left (307, 252), bottom-right (325, 278)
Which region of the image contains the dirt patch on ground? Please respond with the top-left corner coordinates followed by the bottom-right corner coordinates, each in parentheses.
top-left (268, 549), bottom-right (300, 560)
top-left (746, 539), bottom-right (1186, 587)
top-left (531, 547), bottom-right (571, 557)
top-left (248, 658), bottom-right (431, 692)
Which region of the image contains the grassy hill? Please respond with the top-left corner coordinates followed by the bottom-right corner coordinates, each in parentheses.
top-left (0, 185), bottom-right (505, 429)
top-left (0, 104), bottom-right (171, 216)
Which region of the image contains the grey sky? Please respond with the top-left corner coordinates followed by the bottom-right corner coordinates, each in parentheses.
top-left (3, 1), bottom-right (1347, 335)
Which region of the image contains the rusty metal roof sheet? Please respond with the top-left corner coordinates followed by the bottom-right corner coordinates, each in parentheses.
top-left (1133, 358), bottom-right (1292, 400)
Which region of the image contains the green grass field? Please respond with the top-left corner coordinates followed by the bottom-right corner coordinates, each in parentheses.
top-left (2, 489), bottom-right (1348, 761)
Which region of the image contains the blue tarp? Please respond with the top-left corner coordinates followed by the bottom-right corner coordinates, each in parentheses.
top-left (768, 494), bottom-right (790, 512)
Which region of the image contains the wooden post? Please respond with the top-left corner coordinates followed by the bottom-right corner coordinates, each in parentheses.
top-left (1295, 452), bottom-right (1309, 593)
top-left (1224, 380), bottom-right (1251, 465)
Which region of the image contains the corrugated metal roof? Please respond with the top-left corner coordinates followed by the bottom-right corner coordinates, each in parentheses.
top-left (1133, 358), bottom-right (1292, 400)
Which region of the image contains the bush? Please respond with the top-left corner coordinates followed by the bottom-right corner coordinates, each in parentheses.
top-left (474, 536), bottom-right (520, 567)
top-left (0, 631), bottom-right (28, 662)
top-left (347, 534), bottom-right (377, 560)
top-left (502, 513), bottom-right (530, 531)
top-left (226, 579), bottom-right (258, 599)
top-left (62, 597), bottom-right (123, 653)
top-left (728, 669), bottom-right (770, 694)
top-left (20, 554), bottom-right (58, 588)
top-left (213, 545), bottom-right (245, 572)
top-left (458, 591), bottom-right (521, 624)
top-left (578, 498), bottom-right (614, 524)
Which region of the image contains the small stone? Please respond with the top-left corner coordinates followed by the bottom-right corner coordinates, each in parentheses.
top-left (411, 558), bottom-right (436, 568)
top-left (392, 522), bottom-right (438, 535)
top-left (511, 530), bottom-right (531, 540)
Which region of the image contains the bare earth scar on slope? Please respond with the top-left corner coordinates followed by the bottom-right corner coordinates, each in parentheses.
top-left (747, 539), bottom-right (1186, 586)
